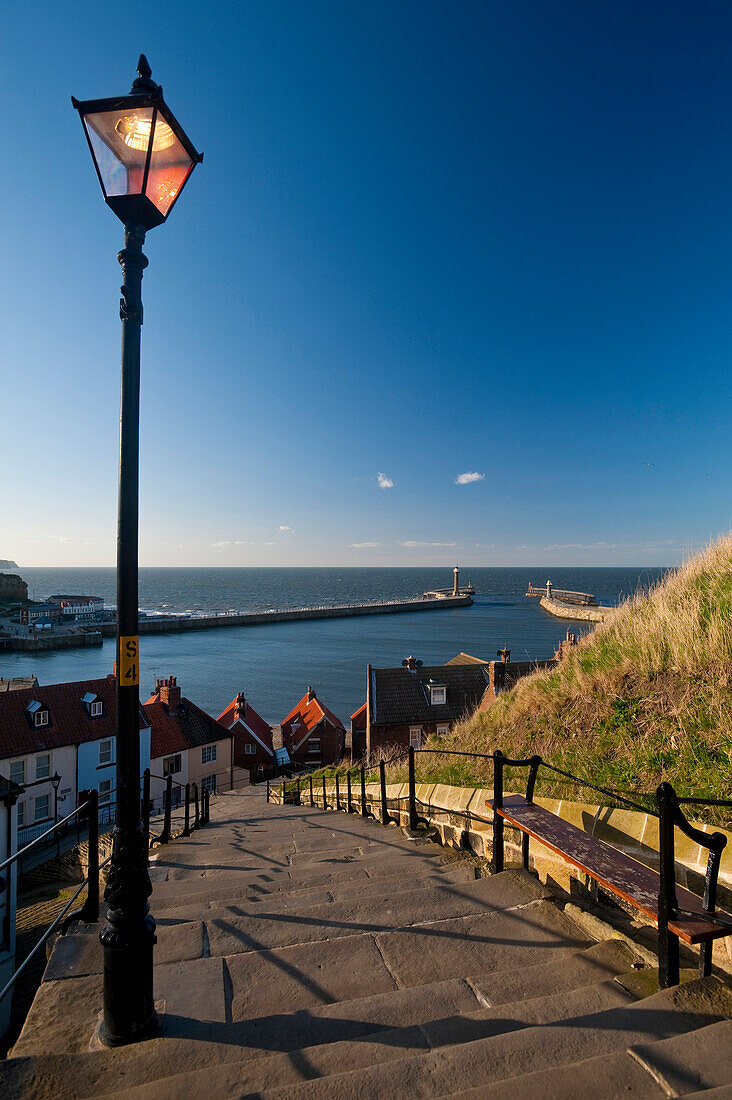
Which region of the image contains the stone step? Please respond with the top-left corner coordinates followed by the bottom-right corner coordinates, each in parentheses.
top-left (147, 850), bottom-right (462, 905)
top-left (440, 1018), bottom-right (732, 1099)
top-left (258, 977), bottom-right (732, 1099)
top-left (87, 979), bottom-right (637, 1099)
top-left (0, 946), bottom-right (639, 1099)
top-left (204, 870), bottom-right (553, 957)
top-left (152, 865), bottom-right (478, 921)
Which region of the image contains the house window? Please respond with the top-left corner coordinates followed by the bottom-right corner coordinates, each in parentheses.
top-left (36, 754), bottom-right (51, 780)
top-left (409, 727), bottom-right (423, 750)
top-left (429, 685), bottom-right (446, 705)
top-left (202, 774), bottom-right (217, 794)
top-left (34, 794), bottom-right (50, 822)
top-left (17, 801), bottom-right (25, 827)
top-left (35, 710), bottom-right (49, 728)
top-left (307, 738), bottom-right (321, 754)
top-left (202, 744), bottom-right (217, 765)
top-left (163, 754), bottom-right (182, 776)
top-left (436, 725), bottom-right (449, 737)
top-left (99, 740), bottom-right (113, 766)
top-left (91, 700), bottom-right (103, 717)
top-left (99, 779), bottom-right (113, 805)
top-left (244, 743), bottom-right (255, 755)
top-left (10, 760), bottom-right (25, 786)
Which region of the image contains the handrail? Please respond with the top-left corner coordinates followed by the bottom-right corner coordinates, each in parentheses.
top-left (0, 800), bottom-right (90, 875)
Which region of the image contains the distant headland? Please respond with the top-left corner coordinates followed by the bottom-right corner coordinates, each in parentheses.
top-left (0, 560), bottom-right (19, 570)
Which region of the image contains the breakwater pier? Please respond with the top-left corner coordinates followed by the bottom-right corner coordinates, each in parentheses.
top-left (99, 592), bottom-right (473, 637)
top-left (526, 580), bottom-right (612, 624)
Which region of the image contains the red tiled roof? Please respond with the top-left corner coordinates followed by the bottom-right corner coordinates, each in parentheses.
top-left (0, 676), bottom-right (147, 761)
top-left (217, 696), bottom-right (272, 745)
top-left (144, 690), bottom-right (231, 761)
top-left (281, 692), bottom-right (344, 752)
top-left (350, 703), bottom-right (367, 729)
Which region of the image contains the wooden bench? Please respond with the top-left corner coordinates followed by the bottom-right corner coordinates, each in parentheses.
top-left (486, 778), bottom-right (731, 988)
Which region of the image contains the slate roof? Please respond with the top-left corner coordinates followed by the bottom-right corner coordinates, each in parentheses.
top-left (144, 692), bottom-right (231, 759)
top-left (371, 664), bottom-right (491, 726)
top-left (0, 676), bottom-right (147, 760)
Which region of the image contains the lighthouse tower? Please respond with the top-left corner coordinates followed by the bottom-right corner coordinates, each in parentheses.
top-left (453, 565), bottom-right (460, 596)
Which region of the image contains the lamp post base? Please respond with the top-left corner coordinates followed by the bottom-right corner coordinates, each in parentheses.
top-left (99, 912), bottom-right (157, 1046)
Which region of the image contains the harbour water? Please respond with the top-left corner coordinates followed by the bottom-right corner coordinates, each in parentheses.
top-left (3, 566), bottom-right (666, 725)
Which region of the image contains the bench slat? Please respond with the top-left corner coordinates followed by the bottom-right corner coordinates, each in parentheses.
top-left (487, 794), bottom-right (728, 945)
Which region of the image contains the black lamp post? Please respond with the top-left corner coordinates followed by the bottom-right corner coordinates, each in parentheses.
top-left (72, 56), bottom-right (202, 1046)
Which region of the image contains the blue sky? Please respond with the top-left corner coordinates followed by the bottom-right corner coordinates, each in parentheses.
top-left (4, 1), bottom-right (732, 567)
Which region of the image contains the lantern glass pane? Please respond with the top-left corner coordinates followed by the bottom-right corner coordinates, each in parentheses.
top-left (83, 107), bottom-right (155, 196)
top-left (145, 117), bottom-right (195, 217)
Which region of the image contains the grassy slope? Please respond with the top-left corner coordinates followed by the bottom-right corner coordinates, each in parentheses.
top-left (387, 536), bottom-right (732, 807)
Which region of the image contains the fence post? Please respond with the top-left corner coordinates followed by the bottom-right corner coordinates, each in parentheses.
top-left (296, 777), bottom-right (301, 806)
top-left (142, 768), bottom-right (151, 854)
top-left (335, 774), bottom-right (341, 812)
top-left (310, 776), bottom-right (315, 807)
top-left (79, 789), bottom-right (99, 922)
top-left (408, 746), bottom-right (421, 831)
top-left (379, 760), bottom-right (396, 826)
top-left (657, 782), bottom-right (680, 988)
top-left (160, 775), bottom-right (173, 844)
top-left (492, 750), bottom-right (505, 873)
top-left (323, 774), bottom-right (329, 810)
top-left (266, 779), bottom-right (270, 803)
top-left (183, 783), bottom-right (191, 837)
top-left (193, 783), bottom-right (200, 830)
top-left (361, 765), bottom-right (371, 819)
top-left (347, 771), bottom-right (354, 813)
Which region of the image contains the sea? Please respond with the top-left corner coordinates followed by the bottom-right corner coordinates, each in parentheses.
top-left (2, 567), bottom-right (667, 726)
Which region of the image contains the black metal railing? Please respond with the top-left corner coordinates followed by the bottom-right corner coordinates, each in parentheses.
top-left (272, 745), bottom-right (731, 991)
top-left (0, 766), bottom-right (217, 1010)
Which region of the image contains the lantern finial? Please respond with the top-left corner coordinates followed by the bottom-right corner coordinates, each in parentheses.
top-left (131, 55), bottom-right (159, 95)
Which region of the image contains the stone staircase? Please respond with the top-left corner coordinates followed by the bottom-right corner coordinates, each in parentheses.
top-left (2, 785), bottom-right (731, 1098)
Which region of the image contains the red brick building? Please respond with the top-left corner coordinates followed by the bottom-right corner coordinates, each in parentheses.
top-left (217, 692), bottom-right (275, 781)
top-left (281, 688), bottom-right (345, 767)
top-left (348, 703), bottom-right (367, 763)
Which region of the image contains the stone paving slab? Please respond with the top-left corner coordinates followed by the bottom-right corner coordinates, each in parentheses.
top-left (226, 932), bottom-right (398, 1020)
top-left (375, 899), bottom-right (591, 988)
top-left (43, 921), bottom-right (205, 980)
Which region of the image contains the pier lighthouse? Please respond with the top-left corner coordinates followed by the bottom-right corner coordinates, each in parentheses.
top-left (453, 566), bottom-right (460, 596)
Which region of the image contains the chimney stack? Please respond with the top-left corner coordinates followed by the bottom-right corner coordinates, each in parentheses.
top-left (235, 692), bottom-right (246, 718)
top-left (306, 685), bottom-right (316, 703)
top-left (159, 675), bottom-right (181, 714)
top-left (488, 661), bottom-right (506, 694)
top-left (496, 646), bottom-right (511, 663)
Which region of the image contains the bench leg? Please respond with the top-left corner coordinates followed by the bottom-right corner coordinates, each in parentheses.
top-left (699, 941), bottom-right (712, 979)
top-left (522, 832), bottom-right (530, 870)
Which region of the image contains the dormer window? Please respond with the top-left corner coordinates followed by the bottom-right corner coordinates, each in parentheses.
top-left (82, 691), bottom-right (104, 718)
top-left (429, 684), bottom-right (446, 706)
top-left (26, 699), bottom-right (50, 727)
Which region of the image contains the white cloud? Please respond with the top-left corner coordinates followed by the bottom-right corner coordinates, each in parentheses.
top-left (377, 473), bottom-right (394, 489)
top-left (352, 541), bottom-right (381, 548)
top-left (211, 540), bottom-right (251, 548)
top-left (278, 525), bottom-right (294, 532)
top-left (401, 541), bottom-right (458, 548)
top-left (455, 471), bottom-right (485, 485)
top-left (50, 535), bottom-right (73, 544)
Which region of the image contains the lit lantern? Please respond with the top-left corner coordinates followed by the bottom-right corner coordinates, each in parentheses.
top-left (72, 55), bottom-right (203, 229)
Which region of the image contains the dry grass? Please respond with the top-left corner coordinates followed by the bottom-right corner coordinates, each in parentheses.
top-left (396, 535), bottom-right (732, 808)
